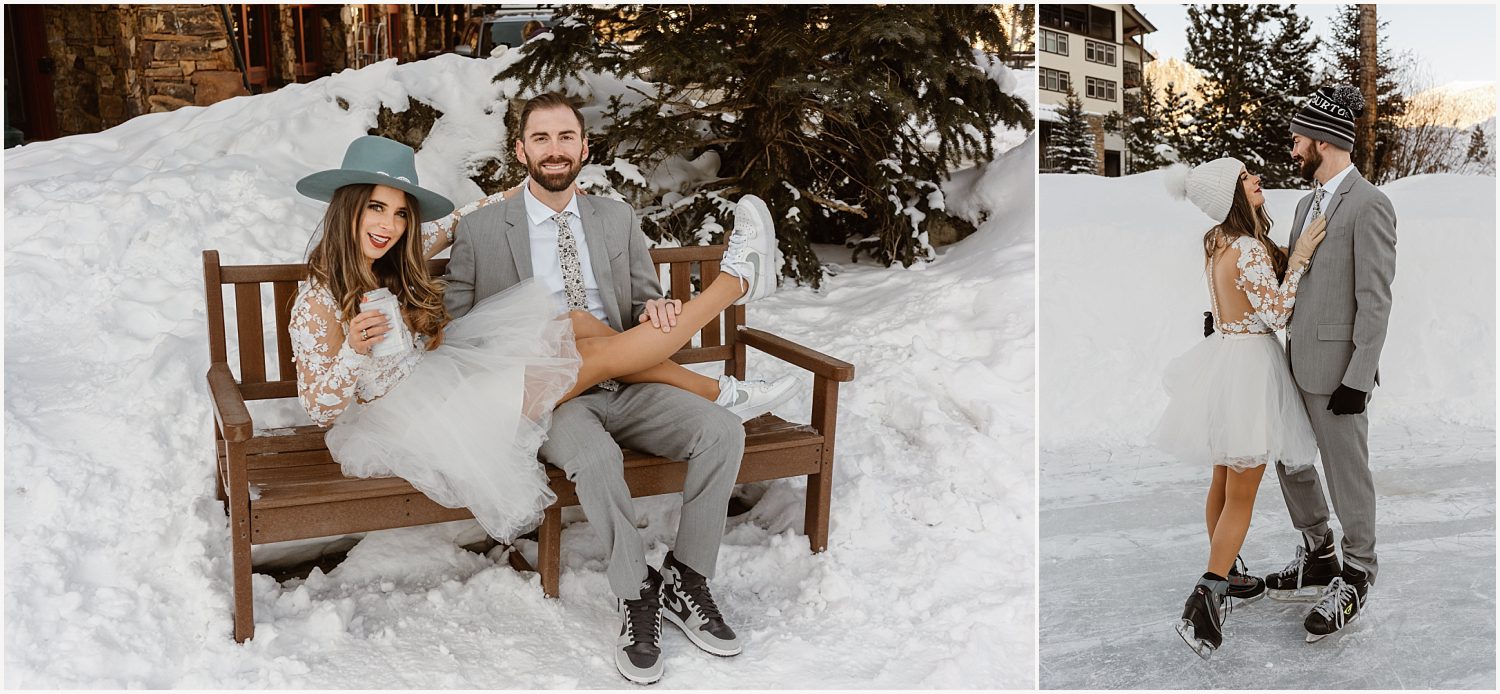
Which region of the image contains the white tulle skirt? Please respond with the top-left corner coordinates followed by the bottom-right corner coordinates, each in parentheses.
top-left (325, 280), bottom-right (580, 540)
top-left (1150, 332), bottom-right (1319, 472)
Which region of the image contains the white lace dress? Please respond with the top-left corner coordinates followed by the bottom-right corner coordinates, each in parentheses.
top-left (289, 275), bottom-right (580, 540)
top-left (1150, 235), bottom-right (1320, 471)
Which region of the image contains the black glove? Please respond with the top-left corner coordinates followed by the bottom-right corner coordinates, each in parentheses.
top-left (1327, 384), bottom-right (1368, 415)
top-left (1203, 311), bottom-right (1215, 338)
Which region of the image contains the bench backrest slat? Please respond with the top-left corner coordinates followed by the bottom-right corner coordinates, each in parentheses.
top-left (234, 283), bottom-right (266, 384)
top-left (272, 281), bottom-right (298, 381)
top-left (205, 247), bottom-right (745, 400)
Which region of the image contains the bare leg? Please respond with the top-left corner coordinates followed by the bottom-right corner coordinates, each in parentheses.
top-left (1207, 465), bottom-right (1266, 577)
top-left (1205, 465), bottom-right (1227, 539)
top-left (561, 272), bottom-right (744, 402)
top-left (567, 311), bottom-right (720, 400)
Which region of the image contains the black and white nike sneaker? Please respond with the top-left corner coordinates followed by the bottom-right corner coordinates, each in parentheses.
top-left (1304, 565), bottom-right (1369, 643)
top-left (1266, 531), bottom-right (1342, 601)
top-left (659, 552), bottom-right (741, 657)
top-left (1175, 574), bottom-right (1229, 660)
top-left (1227, 555), bottom-right (1266, 605)
top-left (616, 568), bottom-right (665, 684)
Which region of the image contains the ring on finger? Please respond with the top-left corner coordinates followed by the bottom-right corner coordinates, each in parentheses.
top-left (361, 328), bottom-right (369, 340)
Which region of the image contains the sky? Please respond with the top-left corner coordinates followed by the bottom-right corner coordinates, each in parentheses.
top-left (1136, 3), bottom-right (1497, 87)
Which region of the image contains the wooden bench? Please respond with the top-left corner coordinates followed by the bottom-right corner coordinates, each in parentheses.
top-left (203, 246), bottom-right (855, 642)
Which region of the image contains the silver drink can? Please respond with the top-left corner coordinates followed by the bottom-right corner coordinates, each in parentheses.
top-left (359, 287), bottom-right (411, 358)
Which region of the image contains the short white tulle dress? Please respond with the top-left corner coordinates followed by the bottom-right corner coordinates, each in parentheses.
top-left (289, 278), bottom-right (580, 540)
top-left (1150, 235), bottom-right (1319, 472)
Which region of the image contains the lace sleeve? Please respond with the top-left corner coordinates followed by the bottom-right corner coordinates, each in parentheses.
top-left (289, 283), bottom-right (371, 426)
top-left (1233, 237), bottom-right (1307, 332)
top-left (421, 191), bottom-right (509, 260)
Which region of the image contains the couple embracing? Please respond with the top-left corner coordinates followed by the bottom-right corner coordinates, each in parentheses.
top-left (1154, 85), bottom-right (1398, 657)
top-left (289, 92), bottom-right (800, 683)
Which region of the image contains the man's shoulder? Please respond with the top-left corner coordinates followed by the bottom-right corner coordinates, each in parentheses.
top-left (580, 194), bottom-right (636, 223)
top-left (459, 193), bottom-right (519, 230)
top-left (1347, 175), bottom-right (1393, 210)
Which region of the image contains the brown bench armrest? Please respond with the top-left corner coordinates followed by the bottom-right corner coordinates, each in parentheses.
top-left (738, 328), bottom-right (855, 382)
top-left (208, 362), bottom-right (254, 442)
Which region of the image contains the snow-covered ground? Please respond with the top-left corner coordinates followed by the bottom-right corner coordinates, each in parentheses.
top-left (1038, 170), bottom-right (1496, 688)
top-left (4, 54), bottom-right (1036, 687)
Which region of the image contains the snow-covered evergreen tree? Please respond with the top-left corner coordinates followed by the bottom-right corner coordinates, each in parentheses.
top-left (1107, 73), bottom-right (1171, 172)
top-left (498, 5), bottom-right (1031, 285)
top-left (1183, 4), bottom-right (1319, 187)
top-left (1324, 4), bottom-right (1408, 184)
top-left (1047, 87), bottom-right (1098, 174)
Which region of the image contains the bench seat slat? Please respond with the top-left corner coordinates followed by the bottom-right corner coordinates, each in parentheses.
top-left (246, 416), bottom-right (824, 512)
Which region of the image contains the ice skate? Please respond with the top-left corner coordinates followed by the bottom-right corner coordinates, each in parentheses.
top-left (1266, 530), bottom-right (1341, 602)
top-left (1226, 555), bottom-right (1266, 605)
top-left (1175, 576), bottom-right (1228, 660)
top-left (1304, 566), bottom-right (1369, 643)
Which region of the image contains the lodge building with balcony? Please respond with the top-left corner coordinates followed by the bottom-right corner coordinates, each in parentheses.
top-left (1037, 3), bottom-right (1156, 176)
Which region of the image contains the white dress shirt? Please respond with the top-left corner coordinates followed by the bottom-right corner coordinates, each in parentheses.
top-left (523, 184), bottom-right (609, 321)
top-left (1301, 163), bottom-right (1357, 234)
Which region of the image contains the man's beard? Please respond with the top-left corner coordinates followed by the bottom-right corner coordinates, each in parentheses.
top-left (528, 156), bottom-right (582, 192)
top-left (1298, 146), bottom-right (1323, 182)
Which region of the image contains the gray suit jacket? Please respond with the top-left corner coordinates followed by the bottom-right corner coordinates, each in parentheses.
top-left (442, 194), bottom-right (663, 330)
top-left (1286, 168), bottom-right (1397, 395)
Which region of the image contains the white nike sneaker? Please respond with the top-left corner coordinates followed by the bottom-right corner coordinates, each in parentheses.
top-left (715, 375), bottom-right (798, 422)
top-left (720, 195), bottom-right (777, 305)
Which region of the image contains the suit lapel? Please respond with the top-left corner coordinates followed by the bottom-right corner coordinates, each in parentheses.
top-left (1320, 168), bottom-right (1362, 223)
top-left (578, 196), bottom-right (623, 328)
top-left (505, 197), bottom-right (533, 281)
top-left (1290, 195), bottom-right (1310, 246)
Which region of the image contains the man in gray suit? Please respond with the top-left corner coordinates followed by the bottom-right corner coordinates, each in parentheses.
top-left (1262, 85), bottom-right (1397, 643)
top-left (443, 93), bottom-right (788, 683)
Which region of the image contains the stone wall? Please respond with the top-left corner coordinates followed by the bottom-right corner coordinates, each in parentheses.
top-left (41, 4), bottom-right (248, 137)
top-left (134, 5), bottom-right (248, 113)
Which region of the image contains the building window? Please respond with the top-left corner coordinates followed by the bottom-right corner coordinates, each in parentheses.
top-left (1124, 61), bottom-right (1142, 89)
top-left (1041, 68), bottom-right (1071, 94)
top-left (1039, 121), bottom-right (1055, 171)
top-left (1086, 76), bottom-right (1118, 102)
top-left (1085, 40), bottom-right (1116, 66)
top-left (1041, 4), bottom-right (1116, 41)
top-left (1088, 6), bottom-right (1116, 41)
top-left (1040, 28), bottom-right (1068, 56)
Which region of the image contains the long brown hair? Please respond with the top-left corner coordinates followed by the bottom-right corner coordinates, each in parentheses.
top-left (306, 184), bottom-right (450, 349)
top-left (1201, 175), bottom-right (1288, 280)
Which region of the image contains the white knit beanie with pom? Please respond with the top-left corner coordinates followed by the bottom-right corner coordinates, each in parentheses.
top-left (1164, 157), bottom-right (1244, 224)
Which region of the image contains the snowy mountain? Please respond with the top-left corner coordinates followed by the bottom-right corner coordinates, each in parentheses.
top-left (1402, 81), bottom-right (1498, 128)
top-left (3, 54), bottom-right (1036, 687)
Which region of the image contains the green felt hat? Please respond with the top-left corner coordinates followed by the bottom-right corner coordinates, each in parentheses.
top-left (296, 135), bottom-right (454, 222)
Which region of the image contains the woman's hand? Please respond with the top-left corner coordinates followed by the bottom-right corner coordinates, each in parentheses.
top-left (1289, 215), bottom-right (1328, 269)
top-left (347, 309), bottom-right (392, 356)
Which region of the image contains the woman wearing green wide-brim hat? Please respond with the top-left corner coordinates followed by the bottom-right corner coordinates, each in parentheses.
top-left (284, 133), bottom-right (783, 546)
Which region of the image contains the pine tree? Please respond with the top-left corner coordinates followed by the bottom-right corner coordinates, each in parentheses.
top-left (497, 5), bottom-right (1031, 286)
top-left (1108, 72), bottom-right (1170, 172)
top-left (1183, 4), bottom-right (1319, 186)
top-left (1324, 4), bottom-right (1408, 184)
top-left (1047, 87), bottom-right (1098, 174)
top-left (1159, 80), bottom-right (1196, 162)
top-left (1467, 127), bottom-right (1493, 173)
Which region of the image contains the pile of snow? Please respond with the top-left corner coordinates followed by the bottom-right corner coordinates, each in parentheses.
top-left (1040, 168), bottom-right (1495, 450)
top-left (5, 55), bottom-right (1035, 687)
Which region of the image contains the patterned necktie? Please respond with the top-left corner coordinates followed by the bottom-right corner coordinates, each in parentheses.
top-left (1309, 187), bottom-right (1325, 221)
top-left (552, 212), bottom-right (589, 311)
top-left (552, 212), bottom-right (619, 391)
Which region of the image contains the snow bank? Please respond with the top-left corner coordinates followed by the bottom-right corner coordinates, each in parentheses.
top-left (1039, 169), bottom-right (1496, 449)
top-left (5, 55), bottom-right (1035, 687)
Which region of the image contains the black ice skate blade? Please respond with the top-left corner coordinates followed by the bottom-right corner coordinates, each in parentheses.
top-left (1175, 619), bottom-right (1217, 660)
